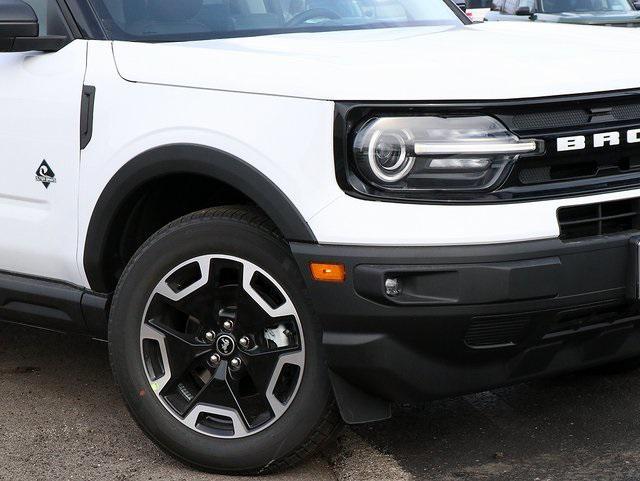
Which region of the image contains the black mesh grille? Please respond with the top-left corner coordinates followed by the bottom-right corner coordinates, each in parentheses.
top-left (464, 302), bottom-right (640, 351)
top-left (465, 316), bottom-right (530, 348)
top-left (557, 198), bottom-right (640, 240)
top-left (512, 110), bottom-right (590, 130)
top-left (545, 303), bottom-right (640, 338)
top-left (509, 103), bottom-right (640, 131)
top-left (518, 162), bottom-right (598, 185)
top-left (612, 103), bottom-right (640, 121)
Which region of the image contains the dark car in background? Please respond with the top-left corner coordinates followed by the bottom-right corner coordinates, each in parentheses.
top-left (485, 0), bottom-right (640, 26)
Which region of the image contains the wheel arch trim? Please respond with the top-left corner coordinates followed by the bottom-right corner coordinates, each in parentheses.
top-left (83, 143), bottom-right (317, 293)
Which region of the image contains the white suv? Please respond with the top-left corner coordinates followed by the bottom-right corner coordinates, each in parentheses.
top-left (2, 0), bottom-right (640, 475)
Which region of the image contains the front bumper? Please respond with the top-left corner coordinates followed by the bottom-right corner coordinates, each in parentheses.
top-left (291, 232), bottom-right (640, 417)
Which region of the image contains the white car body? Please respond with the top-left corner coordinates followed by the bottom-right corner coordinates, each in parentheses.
top-left (2, 22), bottom-right (640, 288)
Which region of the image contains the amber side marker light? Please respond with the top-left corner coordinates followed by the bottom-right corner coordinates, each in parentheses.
top-left (310, 263), bottom-right (346, 283)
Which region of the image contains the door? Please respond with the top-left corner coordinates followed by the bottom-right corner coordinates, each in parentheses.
top-left (0, 0), bottom-right (87, 285)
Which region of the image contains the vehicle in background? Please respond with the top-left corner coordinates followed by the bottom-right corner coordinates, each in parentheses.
top-left (467, 0), bottom-right (492, 21)
top-left (485, 0), bottom-right (640, 26)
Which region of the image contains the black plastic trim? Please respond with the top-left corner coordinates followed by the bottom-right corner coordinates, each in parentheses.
top-left (290, 232), bottom-right (640, 409)
top-left (0, 0), bottom-right (38, 37)
top-left (0, 0), bottom-right (76, 51)
top-left (80, 85), bottom-right (95, 150)
top-left (291, 232), bottom-right (637, 309)
top-left (56, 0), bottom-right (82, 38)
top-left (0, 270), bottom-right (109, 338)
top-left (84, 144), bottom-right (316, 292)
top-left (443, 0), bottom-right (474, 24)
top-left (329, 371), bottom-right (391, 424)
top-left (61, 0), bottom-right (107, 39)
top-left (81, 290), bottom-right (109, 339)
top-left (12, 35), bottom-right (69, 51)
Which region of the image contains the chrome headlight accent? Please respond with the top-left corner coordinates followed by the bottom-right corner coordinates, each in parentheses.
top-left (352, 116), bottom-right (542, 192)
top-left (366, 129), bottom-right (416, 183)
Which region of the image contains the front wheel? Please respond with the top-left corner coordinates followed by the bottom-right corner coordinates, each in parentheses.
top-left (109, 207), bottom-right (340, 474)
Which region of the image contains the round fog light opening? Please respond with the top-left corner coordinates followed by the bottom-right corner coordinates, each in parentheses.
top-left (385, 277), bottom-right (402, 297)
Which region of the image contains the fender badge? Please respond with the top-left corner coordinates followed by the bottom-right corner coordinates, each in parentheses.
top-left (35, 160), bottom-right (56, 189)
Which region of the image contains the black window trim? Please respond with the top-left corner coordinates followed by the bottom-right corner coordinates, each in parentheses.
top-left (55, 0), bottom-right (83, 38)
top-left (61, 0), bottom-right (108, 40)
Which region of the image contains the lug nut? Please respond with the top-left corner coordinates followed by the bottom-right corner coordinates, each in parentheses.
top-left (239, 336), bottom-right (251, 349)
top-left (222, 320), bottom-right (234, 331)
top-left (230, 357), bottom-right (242, 370)
top-left (204, 331), bottom-right (215, 342)
top-left (209, 353), bottom-right (221, 365)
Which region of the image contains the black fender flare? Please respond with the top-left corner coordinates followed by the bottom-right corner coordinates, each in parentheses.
top-left (83, 144), bottom-right (316, 292)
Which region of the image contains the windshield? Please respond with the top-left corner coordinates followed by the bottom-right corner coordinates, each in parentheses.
top-left (538, 0), bottom-right (634, 13)
top-left (87, 0), bottom-right (463, 42)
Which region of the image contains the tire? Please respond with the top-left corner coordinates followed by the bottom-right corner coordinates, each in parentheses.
top-left (109, 206), bottom-right (340, 474)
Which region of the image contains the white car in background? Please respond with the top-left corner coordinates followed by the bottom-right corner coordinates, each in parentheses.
top-left (466, 0), bottom-right (492, 20)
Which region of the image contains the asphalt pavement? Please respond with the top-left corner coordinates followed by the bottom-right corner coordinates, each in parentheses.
top-left (2, 322), bottom-right (640, 481)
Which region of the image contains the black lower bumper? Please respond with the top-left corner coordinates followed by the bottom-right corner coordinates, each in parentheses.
top-left (291, 233), bottom-right (640, 421)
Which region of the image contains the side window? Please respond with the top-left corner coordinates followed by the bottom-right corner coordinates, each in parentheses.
top-left (469, 0), bottom-right (492, 6)
top-left (490, 0), bottom-right (506, 11)
top-left (21, 0), bottom-right (71, 37)
top-left (502, 0), bottom-right (519, 13)
top-left (519, 0), bottom-right (535, 10)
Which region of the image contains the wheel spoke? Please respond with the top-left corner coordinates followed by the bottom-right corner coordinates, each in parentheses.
top-left (183, 400), bottom-right (250, 438)
top-left (234, 289), bottom-right (275, 334)
top-left (264, 350), bottom-right (304, 417)
top-left (181, 348), bottom-right (304, 431)
top-left (232, 261), bottom-right (297, 337)
top-left (147, 256), bottom-right (213, 325)
top-left (230, 349), bottom-right (284, 428)
top-left (183, 362), bottom-right (238, 411)
top-left (159, 258), bottom-right (246, 327)
top-left (241, 263), bottom-right (297, 319)
top-left (238, 348), bottom-right (304, 422)
top-left (182, 362), bottom-right (251, 435)
top-left (147, 318), bottom-right (208, 348)
top-left (154, 256), bottom-right (211, 302)
top-left (140, 323), bottom-right (172, 393)
top-left (141, 321), bottom-right (210, 396)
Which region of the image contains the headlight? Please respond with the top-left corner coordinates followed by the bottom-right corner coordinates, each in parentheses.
top-left (366, 129), bottom-right (415, 182)
top-left (352, 116), bottom-right (541, 193)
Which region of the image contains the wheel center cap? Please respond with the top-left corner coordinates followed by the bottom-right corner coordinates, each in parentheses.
top-left (216, 334), bottom-right (236, 356)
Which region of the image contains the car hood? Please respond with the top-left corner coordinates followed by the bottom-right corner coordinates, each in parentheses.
top-left (539, 11), bottom-right (640, 25)
top-left (112, 21), bottom-right (640, 101)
